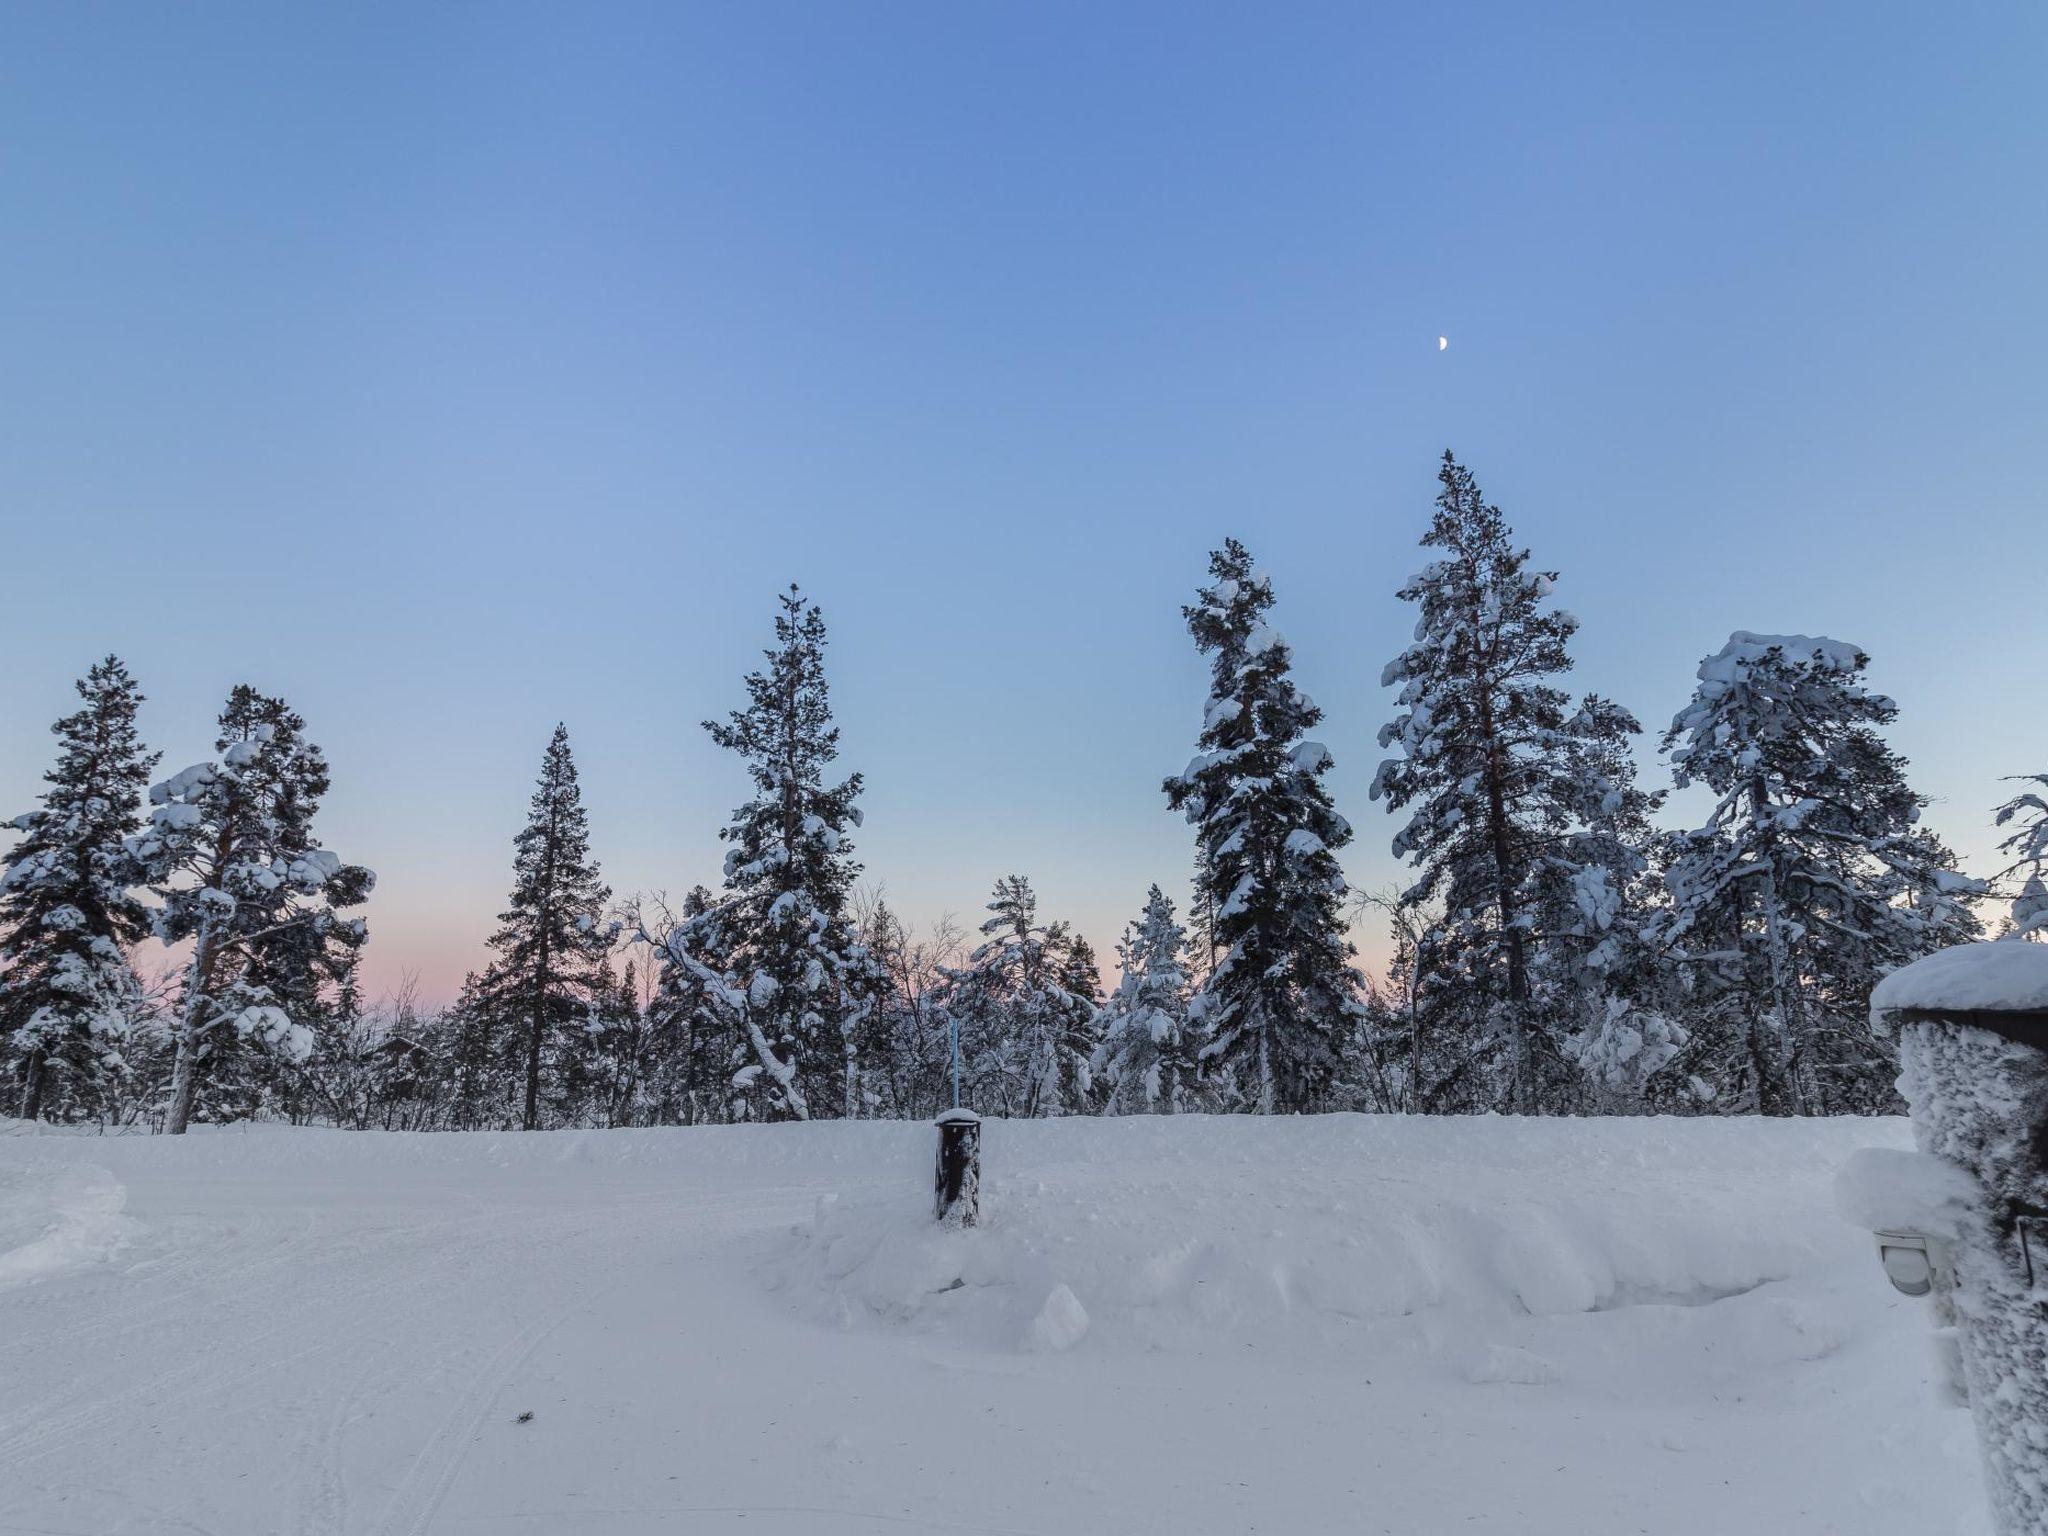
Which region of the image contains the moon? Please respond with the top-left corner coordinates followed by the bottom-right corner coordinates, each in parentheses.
top-left (1438, 336), bottom-right (1448, 351)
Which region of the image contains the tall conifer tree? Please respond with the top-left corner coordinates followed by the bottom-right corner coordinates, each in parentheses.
top-left (481, 724), bottom-right (611, 1131)
top-left (1372, 453), bottom-right (1642, 1112)
top-left (660, 587), bottom-right (878, 1120)
top-left (1659, 633), bottom-right (1981, 1113)
top-left (939, 876), bottom-right (1098, 1117)
top-left (1165, 539), bottom-right (1362, 1113)
top-left (0, 658), bottom-right (158, 1120)
top-left (1091, 885), bottom-right (1199, 1114)
top-left (137, 686), bottom-right (372, 1133)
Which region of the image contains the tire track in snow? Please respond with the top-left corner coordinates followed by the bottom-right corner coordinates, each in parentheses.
top-left (0, 1209), bottom-right (489, 1455)
top-left (367, 1188), bottom-right (801, 1536)
top-left (368, 1300), bottom-right (592, 1536)
top-left (0, 1207), bottom-right (506, 1477)
top-left (288, 1337), bottom-right (399, 1536)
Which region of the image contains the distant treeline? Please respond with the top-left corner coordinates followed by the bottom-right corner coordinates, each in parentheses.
top-left (4, 452), bottom-right (2044, 1131)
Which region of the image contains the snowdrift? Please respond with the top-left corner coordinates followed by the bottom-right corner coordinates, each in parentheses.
top-left (0, 1113), bottom-right (1987, 1536)
top-left (768, 1112), bottom-right (1907, 1359)
top-left (0, 1156), bottom-right (127, 1290)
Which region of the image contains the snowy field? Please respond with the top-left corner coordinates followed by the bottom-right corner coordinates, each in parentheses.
top-left (0, 1115), bottom-right (1988, 1536)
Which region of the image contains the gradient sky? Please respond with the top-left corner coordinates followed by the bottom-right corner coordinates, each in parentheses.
top-left (3, 2), bottom-right (2044, 1006)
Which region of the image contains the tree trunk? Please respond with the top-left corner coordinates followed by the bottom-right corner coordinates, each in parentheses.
top-left (524, 809), bottom-right (559, 1132)
top-left (1408, 975), bottom-right (1423, 1117)
top-left (1473, 669), bottom-right (1528, 1112)
top-left (1748, 779), bottom-right (1801, 1116)
top-left (523, 978), bottom-right (544, 1132)
top-left (166, 914), bottom-right (222, 1136)
top-left (19, 1047), bottom-right (46, 1121)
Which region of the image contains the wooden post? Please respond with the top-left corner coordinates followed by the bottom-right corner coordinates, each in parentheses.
top-left (934, 1108), bottom-right (981, 1227)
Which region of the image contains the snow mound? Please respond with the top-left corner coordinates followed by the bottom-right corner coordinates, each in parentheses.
top-left (767, 1114), bottom-right (1892, 1358)
top-left (1872, 940), bottom-right (2048, 1016)
top-left (0, 1161), bottom-right (127, 1290)
top-left (1835, 1147), bottom-right (1978, 1238)
top-left (1022, 1282), bottom-right (1090, 1352)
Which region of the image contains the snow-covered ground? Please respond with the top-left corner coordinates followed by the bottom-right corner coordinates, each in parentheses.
top-left (0, 1115), bottom-right (1988, 1535)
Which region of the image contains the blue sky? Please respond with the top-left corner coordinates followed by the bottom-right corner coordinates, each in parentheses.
top-left (3, 2), bottom-right (2043, 1003)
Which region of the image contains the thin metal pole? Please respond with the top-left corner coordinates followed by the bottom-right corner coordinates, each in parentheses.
top-left (949, 1009), bottom-right (961, 1110)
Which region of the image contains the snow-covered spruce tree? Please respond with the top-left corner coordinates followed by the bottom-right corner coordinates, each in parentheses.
top-left (1371, 454), bottom-right (1627, 1112)
top-left (1059, 931), bottom-right (1103, 1111)
top-left (939, 875), bottom-right (1099, 1117)
top-left (1658, 633), bottom-right (1981, 1114)
top-left (437, 971), bottom-right (510, 1129)
top-left (660, 587), bottom-right (880, 1122)
top-left (296, 930), bottom-right (375, 1127)
top-left (1165, 539), bottom-right (1364, 1114)
top-left (553, 956), bottom-right (632, 1126)
top-left (0, 657), bottom-right (158, 1121)
top-left (1532, 696), bottom-right (1689, 1112)
top-left (575, 959), bottom-right (659, 1127)
top-left (1090, 884), bottom-right (1200, 1114)
top-left (479, 724), bottom-right (612, 1131)
top-left (135, 686), bottom-right (373, 1134)
top-left (1994, 774), bottom-right (2047, 939)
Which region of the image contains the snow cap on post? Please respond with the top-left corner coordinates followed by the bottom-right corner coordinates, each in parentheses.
top-left (1871, 942), bottom-right (2048, 1048)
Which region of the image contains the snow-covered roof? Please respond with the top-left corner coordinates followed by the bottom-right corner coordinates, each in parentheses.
top-left (1870, 941), bottom-right (2048, 1016)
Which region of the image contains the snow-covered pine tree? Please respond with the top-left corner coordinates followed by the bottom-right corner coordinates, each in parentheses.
top-left (1994, 774), bottom-right (2047, 939)
top-left (0, 657), bottom-right (158, 1121)
top-left (1164, 539), bottom-right (1363, 1114)
top-left (1658, 633), bottom-right (1982, 1114)
top-left (661, 586), bottom-right (879, 1121)
top-left (479, 724), bottom-right (611, 1131)
top-left (1090, 884), bottom-right (1199, 1114)
top-left (645, 884), bottom-right (741, 1123)
top-left (135, 686), bottom-right (373, 1134)
top-left (940, 875), bottom-right (1097, 1116)
top-left (1372, 452), bottom-right (1626, 1113)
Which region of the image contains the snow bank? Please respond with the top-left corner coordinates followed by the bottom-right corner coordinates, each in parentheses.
top-left (767, 1113), bottom-right (1904, 1357)
top-left (0, 1160), bottom-right (127, 1290)
top-left (0, 1114), bottom-right (1984, 1535)
top-left (1872, 940), bottom-right (2048, 1016)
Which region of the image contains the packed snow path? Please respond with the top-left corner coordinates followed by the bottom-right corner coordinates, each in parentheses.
top-left (0, 1117), bottom-right (1988, 1534)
